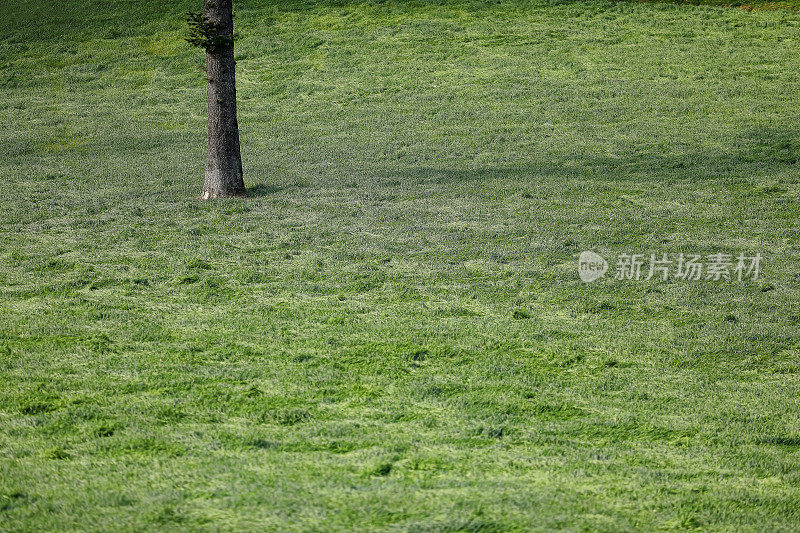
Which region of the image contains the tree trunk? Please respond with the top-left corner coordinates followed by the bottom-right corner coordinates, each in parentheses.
top-left (201, 0), bottom-right (245, 199)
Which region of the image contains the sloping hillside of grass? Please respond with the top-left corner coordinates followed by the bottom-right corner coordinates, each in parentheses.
top-left (1, 0), bottom-right (800, 530)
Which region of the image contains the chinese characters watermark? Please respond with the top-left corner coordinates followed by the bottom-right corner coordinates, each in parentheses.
top-left (578, 251), bottom-right (762, 283)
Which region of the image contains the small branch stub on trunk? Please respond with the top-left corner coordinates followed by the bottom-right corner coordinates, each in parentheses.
top-left (186, 1), bottom-right (246, 199)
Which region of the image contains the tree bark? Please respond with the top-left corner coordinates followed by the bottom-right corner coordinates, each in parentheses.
top-left (201, 0), bottom-right (245, 199)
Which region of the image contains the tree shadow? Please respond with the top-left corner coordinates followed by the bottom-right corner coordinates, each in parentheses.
top-left (375, 126), bottom-right (799, 186)
top-left (247, 183), bottom-right (283, 197)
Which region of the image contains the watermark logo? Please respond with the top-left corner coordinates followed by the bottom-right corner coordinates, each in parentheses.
top-left (578, 251), bottom-right (762, 283)
top-left (578, 251), bottom-right (609, 282)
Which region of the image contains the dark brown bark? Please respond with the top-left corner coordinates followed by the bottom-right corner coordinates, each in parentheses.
top-left (201, 0), bottom-right (245, 199)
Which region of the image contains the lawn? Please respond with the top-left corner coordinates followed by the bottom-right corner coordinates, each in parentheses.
top-left (1, 0), bottom-right (800, 530)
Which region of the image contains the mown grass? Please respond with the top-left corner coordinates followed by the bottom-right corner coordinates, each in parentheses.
top-left (639, 0), bottom-right (800, 11)
top-left (1, 0), bottom-right (800, 530)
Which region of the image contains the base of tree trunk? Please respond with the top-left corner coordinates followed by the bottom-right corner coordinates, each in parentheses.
top-left (199, 189), bottom-right (247, 200)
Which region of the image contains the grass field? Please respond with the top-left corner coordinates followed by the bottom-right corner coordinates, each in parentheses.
top-left (2, 0), bottom-right (800, 530)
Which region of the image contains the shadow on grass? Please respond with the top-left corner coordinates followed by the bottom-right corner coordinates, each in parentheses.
top-left (247, 183), bottom-right (283, 197)
top-left (378, 127), bottom-right (799, 185)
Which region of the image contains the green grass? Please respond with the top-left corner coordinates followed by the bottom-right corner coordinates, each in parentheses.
top-left (1, 0), bottom-right (800, 530)
top-left (638, 0), bottom-right (800, 11)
